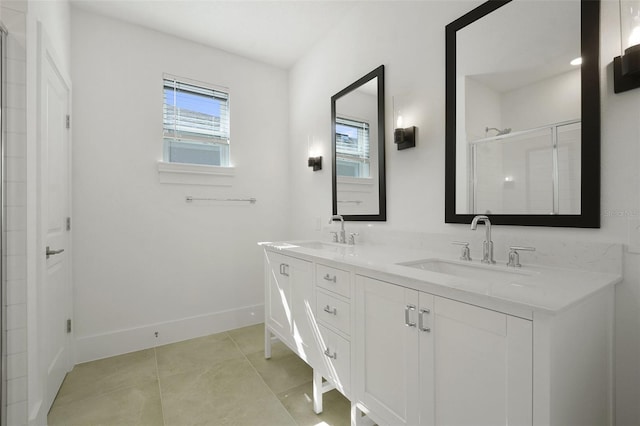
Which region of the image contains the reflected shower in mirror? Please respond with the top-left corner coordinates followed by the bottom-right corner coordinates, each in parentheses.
top-left (332, 65), bottom-right (386, 221)
top-left (445, 0), bottom-right (600, 227)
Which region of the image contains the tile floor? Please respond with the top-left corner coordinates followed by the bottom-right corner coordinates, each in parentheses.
top-left (47, 324), bottom-right (350, 425)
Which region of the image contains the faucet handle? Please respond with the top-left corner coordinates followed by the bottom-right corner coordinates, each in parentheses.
top-left (330, 231), bottom-right (339, 243)
top-left (506, 246), bottom-right (535, 268)
top-left (452, 241), bottom-right (472, 261)
top-left (348, 232), bottom-right (359, 245)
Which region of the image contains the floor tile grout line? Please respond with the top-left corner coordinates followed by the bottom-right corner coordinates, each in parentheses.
top-left (153, 346), bottom-right (167, 426)
top-left (226, 330), bottom-right (301, 426)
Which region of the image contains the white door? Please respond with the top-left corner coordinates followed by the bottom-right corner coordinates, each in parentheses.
top-left (354, 275), bottom-right (420, 426)
top-left (265, 251), bottom-right (293, 346)
top-left (433, 296), bottom-right (532, 426)
top-left (38, 26), bottom-right (72, 412)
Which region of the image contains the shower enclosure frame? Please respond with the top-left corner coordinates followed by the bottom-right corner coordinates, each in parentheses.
top-left (468, 119), bottom-right (581, 215)
top-left (0, 22), bottom-right (7, 426)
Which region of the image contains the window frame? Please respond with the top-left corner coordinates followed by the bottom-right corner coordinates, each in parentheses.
top-left (162, 74), bottom-right (231, 168)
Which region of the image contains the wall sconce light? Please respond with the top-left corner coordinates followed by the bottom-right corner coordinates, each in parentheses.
top-left (393, 110), bottom-right (416, 150)
top-left (308, 156), bottom-right (322, 171)
top-left (614, 0), bottom-right (640, 93)
top-left (393, 96), bottom-right (417, 150)
top-left (307, 135), bottom-right (322, 171)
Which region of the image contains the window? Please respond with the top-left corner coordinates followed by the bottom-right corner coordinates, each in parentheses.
top-left (163, 76), bottom-right (230, 166)
top-left (335, 117), bottom-right (370, 178)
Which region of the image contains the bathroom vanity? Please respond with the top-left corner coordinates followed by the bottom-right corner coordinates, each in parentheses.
top-left (262, 240), bottom-right (621, 426)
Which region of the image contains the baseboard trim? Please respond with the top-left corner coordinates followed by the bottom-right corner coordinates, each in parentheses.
top-left (74, 304), bottom-right (264, 364)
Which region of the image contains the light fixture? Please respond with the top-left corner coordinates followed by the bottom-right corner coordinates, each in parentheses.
top-left (393, 98), bottom-right (417, 150)
top-left (308, 156), bottom-right (322, 171)
top-left (570, 57), bottom-right (582, 66)
top-left (307, 135), bottom-right (322, 171)
top-left (614, 0), bottom-right (640, 92)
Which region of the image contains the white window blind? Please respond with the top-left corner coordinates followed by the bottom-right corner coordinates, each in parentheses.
top-left (163, 76), bottom-right (230, 166)
top-left (336, 117), bottom-right (370, 178)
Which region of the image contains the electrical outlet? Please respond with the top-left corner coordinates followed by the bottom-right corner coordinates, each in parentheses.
top-left (628, 217), bottom-right (640, 254)
top-left (154, 331), bottom-right (159, 338)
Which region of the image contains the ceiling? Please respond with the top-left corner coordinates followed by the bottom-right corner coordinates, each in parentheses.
top-left (70, 0), bottom-right (361, 69)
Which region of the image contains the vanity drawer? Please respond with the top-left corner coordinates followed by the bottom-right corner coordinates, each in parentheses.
top-left (316, 290), bottom-right (350, 335)
top-left (318, 324), bottom-right (350, 396)
top-left (316, 264), bottom-right (350, 298)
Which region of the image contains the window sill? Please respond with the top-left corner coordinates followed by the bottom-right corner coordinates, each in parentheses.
top-left (337, 176), bottom-right (374, 186)
top-left (157, 161), bottom-right (235, 186)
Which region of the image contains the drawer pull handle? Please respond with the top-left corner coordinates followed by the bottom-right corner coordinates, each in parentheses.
top-left (280, 263), bottom-right (289, 277)
top-left (323, 274), bottom-right (337, 283)
top-left (323, 305), bottom-right (337, 315)
top-left (418, 308), bottom-right (431, 333)
top-left (324, 348), bottom-right (337, 360)
top-left (405, 304), bottom-right (417, 327)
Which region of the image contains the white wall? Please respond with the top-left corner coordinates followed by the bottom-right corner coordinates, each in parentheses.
top-left (70, 8), bottom-right (290, 361)
top-left (288, 1), bottom-right (640, 424)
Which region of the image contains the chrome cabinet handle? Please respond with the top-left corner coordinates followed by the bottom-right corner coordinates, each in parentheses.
top-left (324, 348), bottom-right (337, 360)
top-left (323, 274), bottom-right (336, 283)
top-left (323, 305), bottom-right (337, 315)
top-left (280, 263), bottom-right (289, 276)
top-left (46, 246), bottom-right (64, 259)
top-left (418, 308), bottom-right (431, 332)
top-left (405, 304), bottom-right (417, 327)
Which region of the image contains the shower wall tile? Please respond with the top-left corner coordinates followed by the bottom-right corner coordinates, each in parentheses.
top-left (6, 82), bottom-right (24, 110)
top-left (6, 327), bottom-right (26, 354)
top-left (6, 231), bottom-right (26, 255)
top-left (6, 106), bottom-right (25, 134)
top-left (5, 181), bottom-right (25, 206)
top-left (7, 376), bottom-right (26, 404)
top-left (7, 401), bottom-right (27, 426)
top-left (5, 206), bottom-right (26, 230)
top-left (6, 304), bottom-right (26, 329)
top-left (5, 279), bottom-right (25, 305)
top-left (2, 4), bottom-right (28, 424)
top-left (6, 352), bottom-right (26, 379)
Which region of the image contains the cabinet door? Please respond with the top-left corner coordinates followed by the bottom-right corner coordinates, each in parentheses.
top-left (433, 296), bottom-right (532, 426)
top-left (355, 275), bottom-right (420, 426)
top-left (265, 251), bottom-right (293, 346)
top-left (289, 256), bottom-right (315, 365)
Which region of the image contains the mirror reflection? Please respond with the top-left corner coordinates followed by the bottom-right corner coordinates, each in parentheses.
top-left (455, 0), bottom-right (581, 215)
top-left (332, 65), bottom-right (386, 221)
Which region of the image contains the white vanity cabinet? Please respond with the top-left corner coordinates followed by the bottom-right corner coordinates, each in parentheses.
top-left (263, 242), bottom-right (618, 426)
top-left (354, 275), bottom-right (533, 426)
top-left (264, 250), bottom-right (317, 365)
top-left (314, 263), bottom-right (352, 397)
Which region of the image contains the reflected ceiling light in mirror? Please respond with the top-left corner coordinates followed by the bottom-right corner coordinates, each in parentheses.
top-left (392, 96), bottom-right (416, 150)
top-left (614, 0), bottom-right (640, 92)
top-left (570, 57), bottom-right (582, 66)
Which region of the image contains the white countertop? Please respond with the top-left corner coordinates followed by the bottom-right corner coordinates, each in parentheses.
top-left (261, 240), bottom-right (622, 319)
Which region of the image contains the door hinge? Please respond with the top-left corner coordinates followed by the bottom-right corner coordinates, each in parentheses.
top-left (67, 319), bottom-right (72, 333)
top-left (66, 217), bottom-right (71, 231)
top-left (66, 115), bottom-right (70, 129)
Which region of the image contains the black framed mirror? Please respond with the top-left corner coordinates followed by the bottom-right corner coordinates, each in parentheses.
top-left (332, 65), bottom-right (386, 221)
top-left (445, 0), bottom-right (600, 227)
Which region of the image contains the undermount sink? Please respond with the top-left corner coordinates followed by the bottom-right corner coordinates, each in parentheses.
top-left (294, 241), bottom-right (355, 254)
top-left (398, 258), bottom-right (532, 282)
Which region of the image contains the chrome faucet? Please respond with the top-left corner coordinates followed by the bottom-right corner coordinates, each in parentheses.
top-left (329, 215), bottom-right (346, 244)
top-left (470, 215), bottom-right (495, 264)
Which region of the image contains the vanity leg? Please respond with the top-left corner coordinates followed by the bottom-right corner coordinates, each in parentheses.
top-left (264, 326), bottom-right (272, 359)
top-left (313, 370), bottom-right (323, 414)
top-left (351, 403), bottom-right (374, 426)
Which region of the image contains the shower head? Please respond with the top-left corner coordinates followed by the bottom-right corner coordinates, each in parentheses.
top-left (485, 127), bottom-right (512, 136)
